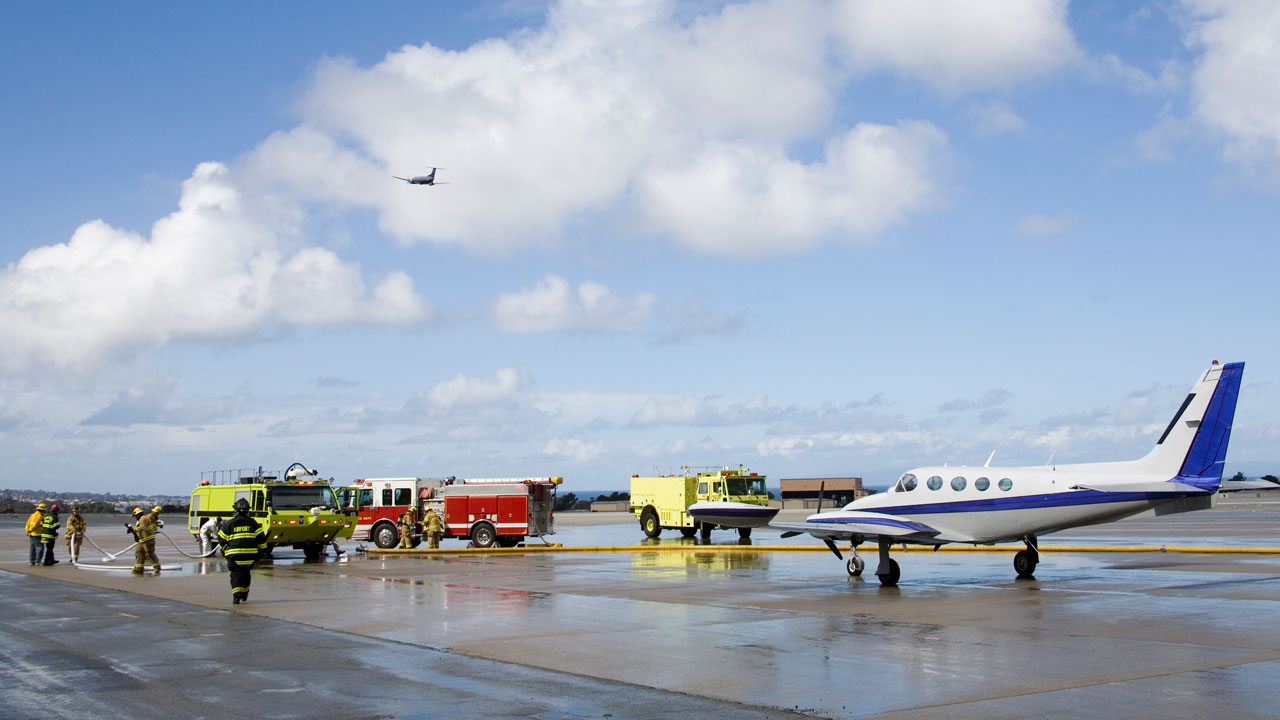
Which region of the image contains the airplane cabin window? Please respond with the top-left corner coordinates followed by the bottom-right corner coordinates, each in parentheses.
top-left (975, 477), bottom-right (990, 491)
top-left (927, 476), bottom-right (943, 491)
top-left (999, 478), bottom-right (1013, 491)
top-left (902, 474), bottom-right (917, 492)
top-left (951, 476), bottom-right (967, 491)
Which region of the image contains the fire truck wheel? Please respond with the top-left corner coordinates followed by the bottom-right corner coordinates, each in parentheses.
top-left (303, 543), bottom-right (323, 561)
top-left (372, 522), bottom-right (399, 549)
top-left (679, 526), bottom-right (698, 538)
top-left (641, 509), bottom-right (661, 538)
top-left (471, 522), bottom-right (497, 548)
top-left (410, 538), bottom-right (422, 549)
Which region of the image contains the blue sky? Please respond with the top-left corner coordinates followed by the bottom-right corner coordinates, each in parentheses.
top-left (2, 0), bottom-right (1277, 495)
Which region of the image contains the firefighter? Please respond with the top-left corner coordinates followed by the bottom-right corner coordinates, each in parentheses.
top-left (219, 497), bottom-right (266, 604)
top-left (131, 507), bottom-right (162, 575)
top-left (423, 505), bottom-right (442, 549)
top-left (398, 507), bottom-right (417, 549)
top-left (65, 505), bottom-right (87, 562)
top-left (26, 503), bottom-right (46, 566)
top-left (199, 515), bottom-right (222, 556)
top-left (40, 503), bottom-right (60, 565)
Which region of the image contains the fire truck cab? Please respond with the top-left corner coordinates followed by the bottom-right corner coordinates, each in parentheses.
top-left (339, 476), bottom-right (562, 549)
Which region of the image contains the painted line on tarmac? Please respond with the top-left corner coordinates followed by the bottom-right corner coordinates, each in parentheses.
top-left (370, 544), bottom-right (1280, 556)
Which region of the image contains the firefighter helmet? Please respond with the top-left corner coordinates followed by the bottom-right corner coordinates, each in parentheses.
top-left (36, 502), bottom-right (47, 511)
top-left (151, 505), bottom-right (162, 514)
top-left (132, 507), bottom-right (144, 517)
top-left (50, 503), bottom-right (60, 513)
top-left (233, 498), bottom-right (250, 513)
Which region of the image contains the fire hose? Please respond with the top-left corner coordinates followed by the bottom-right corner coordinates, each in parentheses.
top-left (69, 527), bottom-right (220, 572)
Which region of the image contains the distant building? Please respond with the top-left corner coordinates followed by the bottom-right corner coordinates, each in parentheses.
top-left (779, 477), bottom-right (867, 507)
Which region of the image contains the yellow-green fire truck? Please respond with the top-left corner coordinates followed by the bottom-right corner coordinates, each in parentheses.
top-left (629, 465), bottom-right (769, 539)
top-left (188, 463), bottom-right (355, 561)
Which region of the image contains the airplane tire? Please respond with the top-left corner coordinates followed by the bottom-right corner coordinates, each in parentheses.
top-left (680, 526), bottom-right (698, 538)
top-left (1014, 550), bottom-right (1037, 578)
top-left (847, 556), bottom-right (865, 577)
top-left (738, 527), bottom-right (752, 539)
top-left (699, 522), bottom-right (712, 540)
top-left (641, 509), bottom-right (661, 538)
top-left (878, 558), bottom-right (900, 587)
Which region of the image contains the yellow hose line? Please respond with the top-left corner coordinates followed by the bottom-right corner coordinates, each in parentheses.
top-left (370, 543), bottom-right (1280, 556)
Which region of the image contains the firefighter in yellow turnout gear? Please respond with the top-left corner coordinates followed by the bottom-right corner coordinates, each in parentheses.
top-left (398, 507), bottom-right (417, 549)
top-left (131, 507), bottom-right (162, 575)
top-left (219, 497), bottom-right (266, 604)
top-left (423, 506), bottom-right (442, 549)
top-left (26, 503), bottom-right (46, 566)
top-left (65, 505), bottom-right (87, 562)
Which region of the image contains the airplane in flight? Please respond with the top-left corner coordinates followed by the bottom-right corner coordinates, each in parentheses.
top-left (393, 167), bottom-right (448, 186)
top-left (689, 361), bottom-right (1244, 587)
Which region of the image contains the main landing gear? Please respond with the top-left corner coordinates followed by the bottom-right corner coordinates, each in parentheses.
top-left (841, 539), bottom-right (899, 586)
top-left (1014, 535), bottom-right (1039, 578)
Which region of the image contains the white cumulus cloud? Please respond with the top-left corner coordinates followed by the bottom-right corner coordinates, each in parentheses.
top-left (494, 274), bottom-right (656, 334)
top-left (1184, 0), bottom-right (1280, 172)
top-left (832, 0), bottom-right (1081, 95)
top-left (0, 163), bottom-right (429, 374)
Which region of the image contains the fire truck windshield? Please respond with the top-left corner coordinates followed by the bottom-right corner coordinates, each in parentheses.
top-left (268, 485), bottom-right (338, 511)
top-left (725, 477), bottom-right (766, 496)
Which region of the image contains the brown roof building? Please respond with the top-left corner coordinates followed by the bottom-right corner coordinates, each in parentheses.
top-left (779, 477), bottom-right (868, 506)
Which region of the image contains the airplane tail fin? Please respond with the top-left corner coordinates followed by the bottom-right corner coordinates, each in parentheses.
top-left (1138, 362), bottom-right (1244, 490)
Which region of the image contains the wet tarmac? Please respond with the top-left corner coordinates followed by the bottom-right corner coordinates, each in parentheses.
top-left (3, 499), bottom-right (1280, 718)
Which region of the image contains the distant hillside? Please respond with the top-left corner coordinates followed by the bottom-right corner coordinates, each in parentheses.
top-left (1, 488), bottom-right (188, 515)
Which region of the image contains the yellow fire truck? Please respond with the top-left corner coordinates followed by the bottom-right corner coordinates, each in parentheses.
top-left (629, 465), bottom-right (769, 539)
top-left (188, 463), bottom-right (355, 560)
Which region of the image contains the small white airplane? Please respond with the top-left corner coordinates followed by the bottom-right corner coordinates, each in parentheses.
top-left (393, 167), bottom-right (449, 186)
top-left (690, 361), bottom-right (1245, 586)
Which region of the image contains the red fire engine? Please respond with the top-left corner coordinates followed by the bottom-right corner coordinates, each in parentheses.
top-left (338, 476), bottom-right (561, 549)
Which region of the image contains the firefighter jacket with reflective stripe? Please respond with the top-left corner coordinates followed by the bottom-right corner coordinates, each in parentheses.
top-left (134, 515), bottom-right (157, 543)
top-left (218, 513), bottom-right (266, 562)
top-left (67, 513), bottom-right (86, 538)
top-left (26, 511), bottom-right (43, 537)
top-left (40, 513), bottom-right (59, 542)
top-left (424, 510), bottom-right (442, 533)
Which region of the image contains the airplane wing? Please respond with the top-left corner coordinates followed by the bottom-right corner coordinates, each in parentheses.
top-left (772, 511), bottom-right (942, 542)
top-left (392, 176), bottom-right (410, 182)
top-left (688, 502), bottom-right (941, 542)
top-left (1068, 481), bottom-right (1211, 495)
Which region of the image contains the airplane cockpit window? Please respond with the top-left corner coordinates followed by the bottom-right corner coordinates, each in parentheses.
top-left (975, 477), bottom-right (990, 491)
top-left (898, 474), bottom-right (917, 492)
top-left (951, 476), bottom-right (967, 491)
top-left (927, 476), bottom-right (943, 490)
top-left (999, 478), bottom-right (1013, 491)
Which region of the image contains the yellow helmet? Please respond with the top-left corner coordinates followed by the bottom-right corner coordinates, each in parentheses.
top-left (36, 502), bottom-right (47, 511)
top-left (132, 507), bottom-right (144, 517)
top-left (151, 505), bottom-right (162, 514)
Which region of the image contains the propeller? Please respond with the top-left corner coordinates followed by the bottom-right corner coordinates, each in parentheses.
top-left (821, 536), bottom-right (843, 559)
